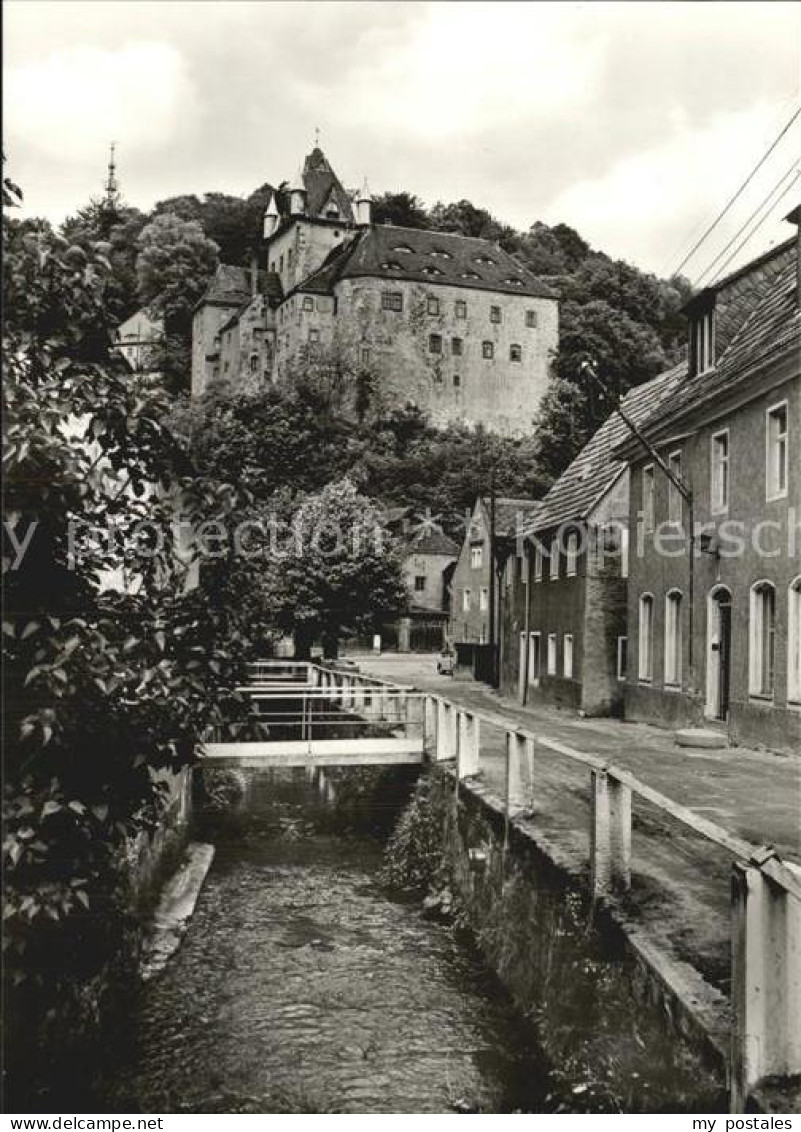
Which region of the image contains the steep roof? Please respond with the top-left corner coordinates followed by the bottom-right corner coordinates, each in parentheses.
top-left (628, 255), bottom-right (799, 444)
top-left (199, 264), bottom-right (253, 309)
top-left (405, 529), bottom-right (460, 557)
top-left (338, 225), bottom-right (558, 299)
top-left (527, 364), bottom-right (687, 534)
top-left (302, 146), bottom-right (355, 222)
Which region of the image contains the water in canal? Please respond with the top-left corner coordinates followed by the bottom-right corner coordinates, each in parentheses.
top-left (92, 770), bottom-right (557, 1114)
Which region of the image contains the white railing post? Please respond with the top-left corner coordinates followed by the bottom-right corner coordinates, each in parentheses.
top-left (458, 710), bottom-right (480, 778)
top-left (424, 695), bottom-right (438, 755)
top-left (506, 731), bottom-right (528, 815)
top-left (590, 768), bottom-right (631, 895)
top-left (436, 700), bottom-right (456, 761)
top-left (730, 860), bottom-right (801, 1111)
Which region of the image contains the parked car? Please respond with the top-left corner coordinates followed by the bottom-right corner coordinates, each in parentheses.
top-left (436, 649), bottom-right (455, 676)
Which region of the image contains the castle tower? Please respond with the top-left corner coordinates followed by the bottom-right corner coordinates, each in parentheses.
top-left (289, 167), bottom-right (307, 217)
top-left (355, 177), bottom-right (372, 227)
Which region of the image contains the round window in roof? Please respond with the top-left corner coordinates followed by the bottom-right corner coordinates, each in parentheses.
top-left (430, 248), bottom-right (452, 259)
top-left (381, 261), bottom-right (403, 271)
top-left (421, 265), bottom-right (444, 276)
top-left (475, 255), bottom-right (496, 265)
top-left (461, 270), bottom-right (481, 279)
top-left (392, 245), bottom-right (414, 254)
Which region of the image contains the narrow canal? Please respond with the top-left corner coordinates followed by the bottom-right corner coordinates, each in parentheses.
top-left (93, 770), bottom-right (558, 1114)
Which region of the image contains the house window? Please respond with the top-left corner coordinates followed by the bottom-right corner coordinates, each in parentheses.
top-left (565, 531), bottom-right (578, 577)
top-left (692, 308), bottom-right (715, 375)
top-left (455, 300), bottom-right (467, 319)
top-left (382, 291), bottom-right (403, 312)
top-left (642, 465), bottom-right (655, 532)
top-left (429, 333), bottom-right (442, 354)
top-left (766, 402), bottom-right (788, 500)
top-left (360, 347), bottom-right (371, 365)
top-left (664, 590), bottom-right (683, 687)
top-left (549, 538), bottom-right (559, 580)
top-left (482, 341), bottom-right (494, 359)
top-left (470, 545), bottom-right (483, 569)
top-left (788, 578), bottom-right (801, 703)
top-left (308, 328), bottom-right (320, 343)
top-left (525, 310), bottom-right (537, 328)
top-left (711, 430), bottom-right (730, 513)
top-left (547, 634), bottom-right (558, 676)
top-left (509, 344), bottom-right (522, 362)
top-left (414, 575), bottom-right (426, 593)
top-left (302, 296), bottom-right (314, 311)
top-left (667, 450), bottom-right (683, 525)
top-left (427, 296), bottom-right (440, 316)
top-left (533, 544), bottom-right (543, 582)
top-left (490, 305), bottom-right (501, 323)
top-left (750, 582), bottom-right (776, 698)
top-left (563, 634), bottom-right (574, 679)
top-left (453, 374), bottom-right (461, 388)
top-left (451, 337), bottom-right (463, 357)
top-left (462, 588), bottom-right (471, 612)
top-left (480, 587), bottom-right (489, 611)
top-left (249, 354), bottom-right (259, 373)
top-left (638, 594), bottom-right (654, 682)
top-left (617, 636), bottom-right (628, 681)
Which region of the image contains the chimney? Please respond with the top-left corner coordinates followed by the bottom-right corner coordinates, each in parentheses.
top-left (785, 204), bottom-right (801, 307)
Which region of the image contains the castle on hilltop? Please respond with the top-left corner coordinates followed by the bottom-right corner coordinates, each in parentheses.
top-left (191, 146), bottom-right (559, 433)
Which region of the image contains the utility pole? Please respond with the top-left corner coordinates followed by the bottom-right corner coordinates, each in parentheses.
top-left (580, 361), bottom-right (697, 693)
top-left (487, 464), bottom-right (498, 687)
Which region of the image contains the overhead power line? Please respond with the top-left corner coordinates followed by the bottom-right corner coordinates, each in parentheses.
top-left (693, 157), bottom-right (801, 286)
top-left (670, 103), bottom-right (801, 278)
top-left (708, 173), bottom-right (801, 285)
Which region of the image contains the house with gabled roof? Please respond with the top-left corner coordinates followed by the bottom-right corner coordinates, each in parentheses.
top-left (192, 146), bottom-right (558, 433)
top-left (613, 213), bottom-right (800, 752)
top-left (499, 365), bottom-right (684, 714)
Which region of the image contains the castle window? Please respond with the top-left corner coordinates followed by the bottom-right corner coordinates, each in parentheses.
top-left (490, 305), bottom-right (501, 323)
top-left (250, 355), bottom-right (259, 373)
top-left (750, 582), bottom-right (776, 697)
top-left (510, 344), bottom-right (522, 362)
top-left (279, 254), bottom-right (284, 271)
top-left (288, 249), bottom-right (293, 267)
top-left (308, 328), bottom-right (320, 343)
top-left (382, 291), bottom-right (403, 312)
top-left (414, 575), bottom-right (426, 592)
top-left (360, 347), bottom-right (370, 365)
top-left (429, 333), bottom-right (442, 354)
top-left (766, 401), bottom-right (789, 501)
top-left (302, 296), bottom-right (314, 311)
top-left (453, 374), bottom-right (461, 388)
top-left (526, 310), bottom-right (538, 328)
top-left (427, 296), bottom-right (440, 315)
top-left (455, 300), bottom-right (467, 319)
top-left (452, 337), bottom-right (463, 357)
top-left (482, 341), bottom-right (494, 359)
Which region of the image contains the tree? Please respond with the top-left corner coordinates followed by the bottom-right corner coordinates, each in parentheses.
top-left (262, 480), bottom-right (408, 657)
top-left (371, 191), bottom-right (430, 229)
top-left (2, 177), bottom-right (237, 1063)
top-left (60, 201), bottom-right (149, 323)
top-left (136, 214), bottom-right (219, 392)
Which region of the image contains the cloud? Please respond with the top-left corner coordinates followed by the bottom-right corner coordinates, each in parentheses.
top-left (5, 42), bottom-right (195, 163)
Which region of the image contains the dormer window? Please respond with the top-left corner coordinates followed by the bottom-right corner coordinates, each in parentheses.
top-left (381, 261), bottom-right (403, 271)
top-left (325, 204), bottom-right (340, 219)
top-left (462, 270), bottom-right (480, 280)
top-left (421, 265), bottom-right (444, 276)
top-left (476, 255), bottom-right (496, 265)
top-left (392, 244), bottom-right (414, 254)
top-left (430, 248), bottom-right (452, 259)
top-left (505, 278), bottom-right (524, 287)
top-left (691, 305), bottom-right (715, 375)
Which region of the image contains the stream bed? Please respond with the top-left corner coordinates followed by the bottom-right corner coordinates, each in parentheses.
top-left (89, 770), bottom-right (559, 1114)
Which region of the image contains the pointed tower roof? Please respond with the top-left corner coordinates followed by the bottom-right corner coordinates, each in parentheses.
top-left (300, 146), bottom-right (354, 222)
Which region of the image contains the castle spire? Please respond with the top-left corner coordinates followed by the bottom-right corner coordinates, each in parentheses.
top-left (104, 141), bottom-right (119, 209)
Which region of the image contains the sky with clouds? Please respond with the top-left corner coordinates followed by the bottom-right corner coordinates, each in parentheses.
top-left (5, 1), bottom-right (800, 281)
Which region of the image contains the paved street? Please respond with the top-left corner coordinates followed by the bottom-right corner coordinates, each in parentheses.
top-left (347, 650), bottom-right (801, 992)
